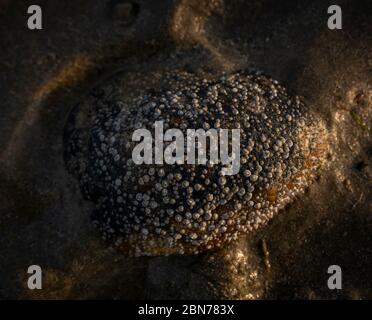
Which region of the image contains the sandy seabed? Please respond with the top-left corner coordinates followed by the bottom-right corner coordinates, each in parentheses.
top-left (0, 0), bottom-right (371, 299)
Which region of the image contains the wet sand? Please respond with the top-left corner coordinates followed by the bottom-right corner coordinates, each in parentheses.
top-left (0, 0), bottom-right (371, 299)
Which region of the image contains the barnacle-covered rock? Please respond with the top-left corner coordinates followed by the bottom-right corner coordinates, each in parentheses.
top-left (64, 70), bottom-right (327, 256)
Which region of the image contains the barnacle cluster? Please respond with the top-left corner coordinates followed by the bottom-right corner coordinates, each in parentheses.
top-left (64, 70), bottom-right (327, 256)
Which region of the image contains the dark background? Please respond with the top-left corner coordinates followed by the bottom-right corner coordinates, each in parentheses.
top-left (0, 0), bottom-right (371, 299)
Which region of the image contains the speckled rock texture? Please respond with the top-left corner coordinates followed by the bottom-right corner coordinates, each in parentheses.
top-left (64, 71), bottom-right (326, 256)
